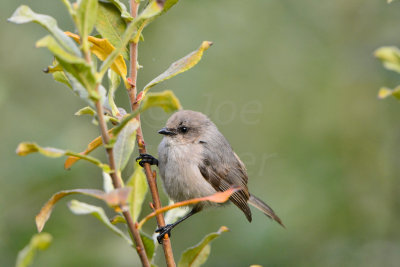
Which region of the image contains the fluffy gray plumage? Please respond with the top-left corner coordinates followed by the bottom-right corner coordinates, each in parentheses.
top-left (158, 110), bottom-right (283, 226)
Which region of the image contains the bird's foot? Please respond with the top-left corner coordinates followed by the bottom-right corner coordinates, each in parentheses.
top-left (155, 224), bottom-right (173, 244)
top-left (136, 153), bottom-right (158, 167)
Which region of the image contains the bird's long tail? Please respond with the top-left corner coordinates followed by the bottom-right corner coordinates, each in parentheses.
top-left (248, 194), bottom-right (285, 228)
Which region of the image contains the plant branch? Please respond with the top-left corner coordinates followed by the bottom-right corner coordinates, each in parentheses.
top-left (94, 87), bottom-right (150, 266)
top-left (129, 1), bottom-right (176, 267)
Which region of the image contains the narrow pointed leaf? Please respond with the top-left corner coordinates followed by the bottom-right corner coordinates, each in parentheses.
top-left (127, 163), bottom-right (148, 221)
top-left (114, 119), bottom-right (139, 171)
top-left (141, 41), bottom-right (212, 96)
top-left (76, 0), bottom-right (98, 52)
top-left (16, 142), bottom-right (111, 172)
top-left (8, 5), bottom-right (80, 56)
top-left (178, 226), bottom-right (229, 267)
top-left (96, 2), bottom-right (129, 59)
top-left (35, 189), bottom-right (106, 232)
top-left (68, 200), bottom-right (133, 245)
top-left (16, 233), bottom-right (52, 267)
top-left (140, 90), bottom-right (182, 113)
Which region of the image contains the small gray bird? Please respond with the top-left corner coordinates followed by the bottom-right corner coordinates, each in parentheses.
top-left (137, 110), bottom-right (283, 243)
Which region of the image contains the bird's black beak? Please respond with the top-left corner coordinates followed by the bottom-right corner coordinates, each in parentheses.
top-left (158, 128), bottom-right (176, 136)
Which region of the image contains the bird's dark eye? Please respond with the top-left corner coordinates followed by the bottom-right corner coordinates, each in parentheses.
top-left (178, 126), bottom-right (188, 133)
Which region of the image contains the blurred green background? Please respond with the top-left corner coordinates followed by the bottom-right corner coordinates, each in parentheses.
top-left (2, 0), bottom-right (400, 266)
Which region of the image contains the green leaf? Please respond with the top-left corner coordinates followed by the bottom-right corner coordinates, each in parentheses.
top-left (16, 233), bottom-right (52, 267)
top-left (163, 0), bottom-right (180, 14)
top-left (52, 71), bottom-right (71, 88)
top-left (375, 46), bottom-right (400, 74)
top-left (140, 90), bottom-right (182, 113)
top-left (114, 119), bottom-right (140, 171)
top-left (99, 1), bottom-right (164, 78)
top-left (164, 200), bottom-right (188, 225)
top-left (140, 231), bottom-right (156, 260)
top-left (101, 0), bottom-right (133, 21)
top-left (103, 172), bottom-right (115, 193)
top-left (96, 2), bottom-right (129, 59)
top-left (108, 69), bottom-right (121, 116)
top-left (68, 200), bottom-right (133, 245)
top-left (36, 35), bottom-right (98, 98)
top-left (75, 106), bottom-right (96, 116)
top-left (8, 5), bottom-right (80, 56)
top-left (141, 41), bottom-right (213, 95)
top-left (75, 0), bottom-right (98, 52)
top-left (178, 226), bottom-right (229, 267)
top-left (126, 162), bottom-right (148, 222)
top-left (16, 142), bottom-right (111, 172)
top-left (378, 86), bottom-right (400, 101)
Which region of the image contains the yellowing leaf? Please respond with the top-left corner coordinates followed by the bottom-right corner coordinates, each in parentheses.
top-left (36, 188), bottom-right (131, 232)
top-left (140, 90), bottom-right (182, 113)
top-left (141, 41), bottom-right (213, 97)
top-left (65, 32), bottom-right (127, 85)
top-left (64, 128), bottom-right (114, 169)
top-left (35, 189), bottom-right (105, 232)
top-left (375, 46), bottom-right (400, 74)
top-left (96, 2), bottom-right (129, 59)
top-left (16, 142), bottom-right (110, 172)
top-left (378, 86), bottom-right (400, 100)
top-left (178, 226), bottom-right (229, 267)
top-left (138, 188), bottom-right (238, 229)
top-left (16, 233), bottom-right (52, 267)
top-left (127, 163), bottom-right (148, 222)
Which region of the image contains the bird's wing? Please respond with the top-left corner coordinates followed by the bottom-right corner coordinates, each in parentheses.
top-left (198, 139), bottom-right (252, 222)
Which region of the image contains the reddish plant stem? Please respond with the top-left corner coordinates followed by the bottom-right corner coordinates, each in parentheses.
top-left (129, 1), bottom-right (176, 267)
top-left (95, 96), bottom-right (150, 267)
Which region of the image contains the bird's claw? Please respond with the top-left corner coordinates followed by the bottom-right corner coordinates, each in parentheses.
top-left (155, 224), bottom-right (173, 244)
top-left (136, 153), bottom-right (158, 167)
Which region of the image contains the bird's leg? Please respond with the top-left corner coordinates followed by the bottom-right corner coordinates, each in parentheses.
top-left (136, 153), bottom-right (158, 167)
top-left (155, 208), bottom-right (200, 244)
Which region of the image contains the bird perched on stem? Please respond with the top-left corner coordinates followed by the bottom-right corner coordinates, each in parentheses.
top-left (137, 110), bottom-right (283, 243)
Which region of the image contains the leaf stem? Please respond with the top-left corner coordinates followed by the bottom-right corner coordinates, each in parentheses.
top-left (129, 1), bottom-right (176, 267)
